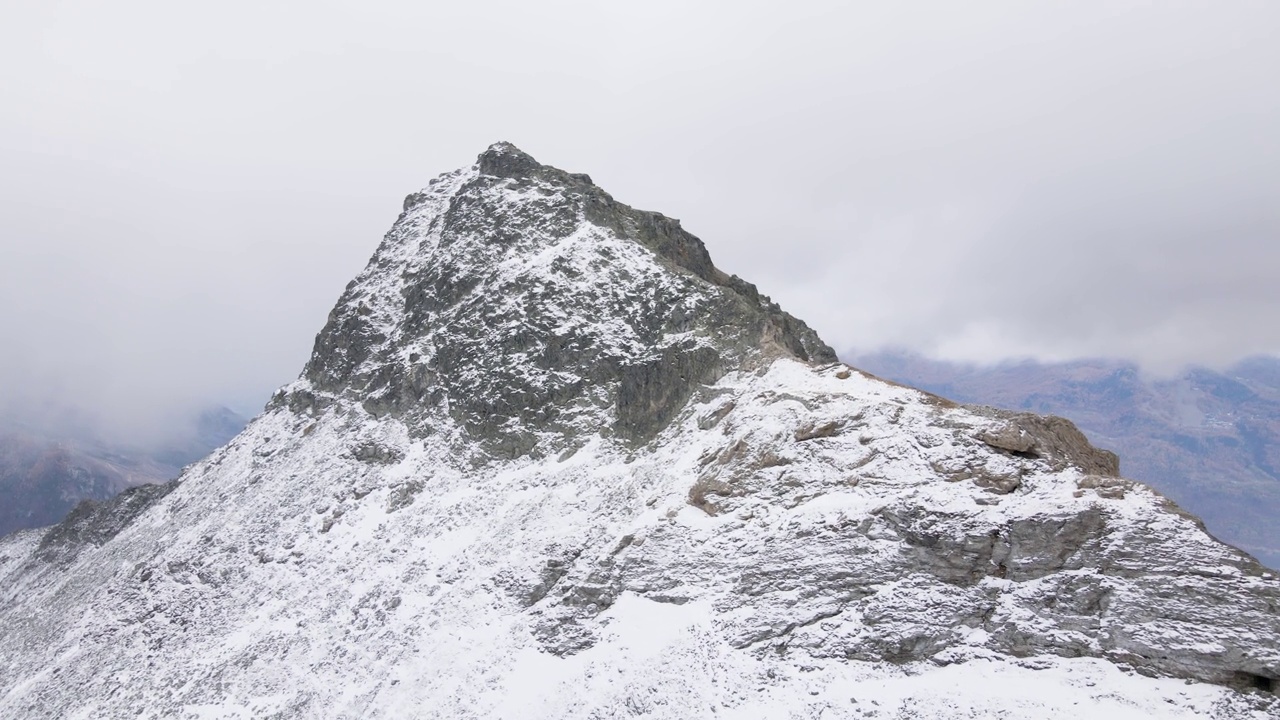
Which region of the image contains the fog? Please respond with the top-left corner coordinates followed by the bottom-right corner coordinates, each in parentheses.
top-left (2, 1), bottom-right (1277, 445)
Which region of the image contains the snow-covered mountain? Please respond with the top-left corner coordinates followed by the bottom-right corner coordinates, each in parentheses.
top-left (850, 351), bottom-right (1280, 570)
top-left (1, 143), bottom-right (1276, 719)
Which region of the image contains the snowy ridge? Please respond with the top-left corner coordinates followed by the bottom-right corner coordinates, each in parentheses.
top-left (0, 143), bottom-right (1277, 718)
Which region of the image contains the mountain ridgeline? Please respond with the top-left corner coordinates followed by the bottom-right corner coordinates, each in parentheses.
top-left (853, 351), bottom-right (1280, 570)
top-left (0, 144), bottom-right (1276, 718)
top-left (0, 406), bottom-right (247, 538)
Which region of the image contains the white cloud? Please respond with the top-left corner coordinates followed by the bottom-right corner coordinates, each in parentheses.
top-left (1, 1), bottom-right (1276, 439)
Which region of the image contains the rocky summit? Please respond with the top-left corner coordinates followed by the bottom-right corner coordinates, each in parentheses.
top-left (1, 143), bottom-right (1278, 719)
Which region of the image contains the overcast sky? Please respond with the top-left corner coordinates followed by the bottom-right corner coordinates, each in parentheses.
top-left (2, 1), bottom-right (1277, 443)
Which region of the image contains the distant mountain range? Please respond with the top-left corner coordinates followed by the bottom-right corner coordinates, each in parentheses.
top-left (0, 406), bottom-right (247, 537)
top-left (852, 351), bottom-right (1280, 569)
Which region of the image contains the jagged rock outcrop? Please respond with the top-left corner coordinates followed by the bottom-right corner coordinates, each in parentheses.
top-left (0, 144), bottom-right (1276, 719)
top-left (30, 481), bottom-right (177, 567)
top-left (296, 142), bottom-right (833, 459)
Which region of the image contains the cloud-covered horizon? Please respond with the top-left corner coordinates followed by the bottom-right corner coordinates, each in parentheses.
top-left (2, 1), bottom-right (1277, 444)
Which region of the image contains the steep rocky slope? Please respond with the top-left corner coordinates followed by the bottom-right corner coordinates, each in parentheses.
top-left (0, 144), bottom-right (1277, 719)
top-left (853, 351), bottom-right (1280, 569)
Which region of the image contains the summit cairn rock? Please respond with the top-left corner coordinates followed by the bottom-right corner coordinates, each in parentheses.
top-left (0, 143), bottom-right (1276, 719)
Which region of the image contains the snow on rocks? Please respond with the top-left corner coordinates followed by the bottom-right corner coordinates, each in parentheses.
top-left (0, 143), bottom-right (1276, 719)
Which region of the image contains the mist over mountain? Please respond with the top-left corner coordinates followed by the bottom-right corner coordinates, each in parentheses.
top-left (0, 405), bottom-right (247, 537)
top-left (0, 144), bottom-right (1276, 718)
top-left (3, 3), bottom-right (1277, 450)
top-left (852, 351), bottom-right (1280, 570)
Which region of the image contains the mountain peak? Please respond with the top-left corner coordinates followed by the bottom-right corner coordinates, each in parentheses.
top-left (295, 145), bottom-right (835, 458)
top-left (483, 139), bottom-right (526, 155)
top-left (2, 149), bottom-right (1278, 718)
top-left (477, 140), bottom-right (545, 180)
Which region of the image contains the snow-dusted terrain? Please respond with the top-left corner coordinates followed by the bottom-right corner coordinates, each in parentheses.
top-left (1, 143), bottom-right (1276, 719)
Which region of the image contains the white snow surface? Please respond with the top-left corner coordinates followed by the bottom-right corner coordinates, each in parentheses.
top-left (1, 144), bottom-right (1277, 719)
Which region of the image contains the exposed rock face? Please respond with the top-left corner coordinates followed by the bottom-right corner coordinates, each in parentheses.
top-left (297, 142), bottom-right (832, 457)
top-left (970, 407), bottom-right (1121, 476)
top-left (0, 144), bottom-right (1277, 719)
top-left (30, 481), bottom-right (177, 567)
